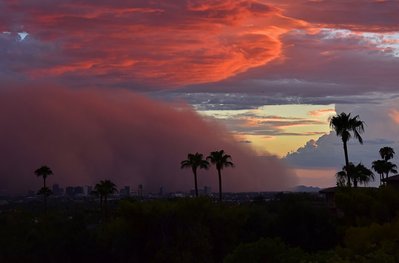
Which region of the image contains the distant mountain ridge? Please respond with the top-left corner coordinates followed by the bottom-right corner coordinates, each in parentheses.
top-left (292, 185), bottom-right (321, 192)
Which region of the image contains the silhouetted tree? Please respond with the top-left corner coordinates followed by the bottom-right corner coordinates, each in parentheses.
top-left (372, 160), bottom-right (386, 186)
top-left (181, 152), bottom-right (209, 197)
top-left (353, 163), bottom-right (374, 186)
top-left (207, 150), bottom-right (234, 202)
top-left (37, 187), bottom-right (52, 197)
top-left (34, 165), bottom-right (53, 211)
top-left (382, 161), bottom-right (398, 180)
top-left (330, 113), bottom-right (365, 187)
top-left (34, 165), bottom-right (53, 188)
top-left (94, 180), bottom-right (118, 213)
top-left (379, 147), bottom-right (395, 161)
top-left (336, 170), bottom-right (348, 187)
top-left (372, 147), bottom-right (397, 185)
top-left (337, 163), bottom-right (374, 187)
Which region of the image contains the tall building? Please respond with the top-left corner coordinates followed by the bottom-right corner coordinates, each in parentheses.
top-left (120, 186), bottom-right (130, 197)
top-left (52, 184), bottom-right (64, 196)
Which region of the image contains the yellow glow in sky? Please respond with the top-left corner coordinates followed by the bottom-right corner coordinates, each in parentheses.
top-left (199, 104), bottom-right (336, 157)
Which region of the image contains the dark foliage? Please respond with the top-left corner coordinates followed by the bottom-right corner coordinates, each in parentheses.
top-left (1, 188), bottom-right (399, 262)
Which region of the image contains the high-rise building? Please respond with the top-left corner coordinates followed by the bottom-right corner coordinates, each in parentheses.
top-left (120, 186), bottom-right (130, 197)
top-left (52, 184), bottom-right (64, 196)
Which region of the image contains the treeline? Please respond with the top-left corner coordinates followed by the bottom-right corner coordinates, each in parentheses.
top-left (2, 187), bottom-right (399, 262)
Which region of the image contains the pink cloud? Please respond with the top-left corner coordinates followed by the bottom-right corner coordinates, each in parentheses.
top-left (308, 108), bottom-right (336, 117)
top-left (389, 109), bottom-right (399, 124)
top-left (195, 29), bottom-right (399, 97)
top-left (269, 0), bottom-right (399, 32)
top-left (1, 0), bottom-right (305, 87)
top-left (0, 86), bottom-right (296, 194)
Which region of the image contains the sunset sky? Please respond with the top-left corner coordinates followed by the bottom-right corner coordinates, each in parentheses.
top-left (1, 0), bottom-right (399, 193)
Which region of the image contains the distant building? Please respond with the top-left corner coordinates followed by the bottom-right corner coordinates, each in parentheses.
top-left (193, 186), bottom-right (211, 196)
top-left (138, 184), bottom-right (143, 198)
top-left (65, 186), bottom-right (84, 197)
top-left (52, 184), bottom-right (64, 196)
top-left (74, 186), bottom-right (84, 195)
top-left (65, 186), bottom-right (75, 197)
top-left (120, 186), bottom-right (131, 197)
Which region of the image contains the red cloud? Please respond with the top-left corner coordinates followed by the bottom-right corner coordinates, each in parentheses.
top-left (2, 0), bottom-right (305, 87)
top-left (0, 86), bottom-right (296, 194)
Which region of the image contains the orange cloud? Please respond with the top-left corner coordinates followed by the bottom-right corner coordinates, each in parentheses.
top-left (308, 108), bottom-right (336, 117)
top-left (3, 0), bottom-right (307, 87)
top-left (389, 109), bottom-right (399, 124)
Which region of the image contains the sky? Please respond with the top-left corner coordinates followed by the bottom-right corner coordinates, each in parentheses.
top-left (1, 0), bottom-right (399, 194)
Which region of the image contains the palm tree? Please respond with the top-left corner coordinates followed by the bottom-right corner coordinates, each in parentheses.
top-left (181, 152), bottom-right (209, 197)
top-left (34, 165), bottom-right (53, 188)
top-left (353, 163), bottom-right (375, 186)
top-left (382, 161), bottom-right (398, 180)
top-left (372, 159), bottom-right (386, 186)
top-left (379, 147), bottom-right (395, 161)
top-left (330, 112), bottom-right (365, 187)
top-left (337, 163), bottom-right (374, 187)
top-left (34, 165), bottom-right (53, 211)
top-left (94, 180), bottom-right (118, 213)
top-left (207, 150), bottom-right (234, 202)
top-left (372, 147), bottom-right (397, 185)
top-left (336, 170), bottom-right (347, 187)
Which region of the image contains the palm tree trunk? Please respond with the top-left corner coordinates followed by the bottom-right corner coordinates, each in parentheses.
top-left (44, 195), bottom-right (47, 213)
top-left (104, 195), bottom-right (108, 218)
top-left (343, 140), bottom-right (351, 187)
top-left (193, 169), bottom-right (198, 197)
top-left (43, 178), bottom-right (47, 212)
top-left (218, 169), bottom-right (222, 202)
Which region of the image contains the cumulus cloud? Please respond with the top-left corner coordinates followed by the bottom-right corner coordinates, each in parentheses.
top-left (0, 86), bottom-right (296, 194)
top-left (285, 98), bottom-right (399, 170)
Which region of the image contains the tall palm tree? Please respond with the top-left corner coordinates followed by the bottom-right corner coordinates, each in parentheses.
top-left (207, 150), bottom-right (234, 202)
top-left (330, 112), bottom-right (365, 187)
top-left (34, 165), bottom-right (53, 188)
top-left (181, 152), bottom-right (209, 197)
top-left (94, 180), bottom-right (118, 212)
top-left (372, 159), bottom-right (386, 186)
top-left (379, 147), bottom-right (395, 161)
top-left (35, 165), bottom-right (53, 211)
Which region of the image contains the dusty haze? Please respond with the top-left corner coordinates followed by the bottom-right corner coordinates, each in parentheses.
top-left (0, 87), bottom-right (297, 194)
